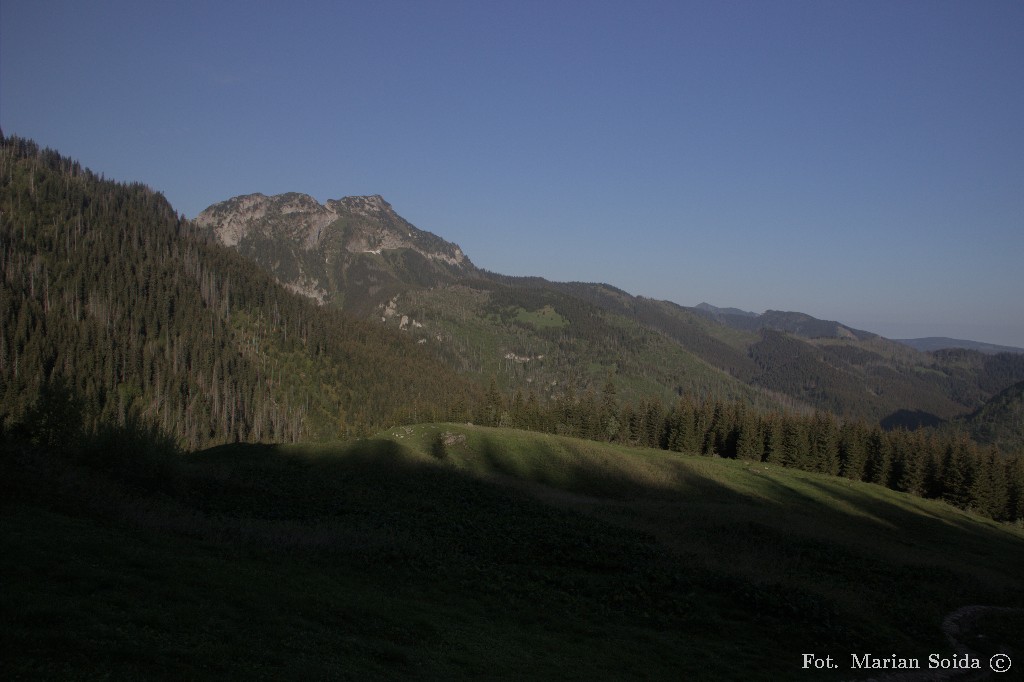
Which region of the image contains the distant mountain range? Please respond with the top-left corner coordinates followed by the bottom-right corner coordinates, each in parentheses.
top-left (694, 304), bottom-right (1024, 355)
top-left (895, 337), bottom-right (1024, 355)
top-left (692, 303), bottom-right (877, 341)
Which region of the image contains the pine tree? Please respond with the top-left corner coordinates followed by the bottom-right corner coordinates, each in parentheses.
top-left (480, 375), bottom-right (504, 427)
top-left (807, 411), bottom-right (839, 475)
top-left (862, 427), bottom-right (891, 485)
top-left (735, 408), bottom-right (763, 461)
top-left (621, 401), bottom-right (641, 446)
top-left (921, 434), bottom-right (945, 499)
top-left (642, 397), bottom-right (666, 450)
top-left (707, 400), bottom-right (738, 458)
top-left (578, 389), bottom-right (598, 441)
top-left (694, 399), bottom-right (715, 455)
top-left (762, 413), bottom-right (783, 464)
top-left (778, 417), bottom-right (809, 469)
top-left (599, 372), bottom-right (620, 442)
top-left (941, 437), bottom-right (978, 509)
top-left (1004, 455), bottom-right (1024, 523)
top-left (666, 395), bottom-right (696, 453)
top-left (891, 430), bottom-right (925, 496)
top-left (510, 389), bottom-right (526, 429)
top-left (557, 384), bottom-right (577, 436)
top-left (970, 447), bottom-right (1007, 519)
top-left (838, 422), bottom-right (867, 481)
top-left (525, 389), bottom-right (542, 432)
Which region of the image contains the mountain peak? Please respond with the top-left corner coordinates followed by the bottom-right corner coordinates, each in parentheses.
top-left (325, 194), bottom-right (396, 220)
top-left (196, 191), bottom-right (474, 311)
top-left (196, 192), bottom-right (333, 248)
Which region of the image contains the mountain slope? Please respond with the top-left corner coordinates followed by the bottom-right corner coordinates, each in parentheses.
top-left (393, 276), bottom-right (775, 408)
top-left (0, 136), bottom-right (479, 447)
top-left (198, 191), bottom-right (1024, 431)
top-left (962, 379), bottom-right (1024, 454)
top-left (198, 192), bottom-right (782, 406)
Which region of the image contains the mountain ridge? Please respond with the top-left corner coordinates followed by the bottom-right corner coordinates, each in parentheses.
top-left (198, 192), bottom-right (1009, 354)
top-left (896, 337), bottom-right (1024, 355)
top-left (196, 190), bottom-right (1024, 429)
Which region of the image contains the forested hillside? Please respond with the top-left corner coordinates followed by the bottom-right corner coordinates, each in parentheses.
top-left (548, 283), bottom-right (1024, 427)
top-left (0, 135), bottom-right (479, 448)
top-left (393, 277), bottom-right (777, 408)
top-left (963, 379), bottom-right (1024, 455)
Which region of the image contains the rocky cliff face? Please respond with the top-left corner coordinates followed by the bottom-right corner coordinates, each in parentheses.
top-left (196, 192), bottom-right (475, 312)
top-left (197, 193), bottom-right (469, 265)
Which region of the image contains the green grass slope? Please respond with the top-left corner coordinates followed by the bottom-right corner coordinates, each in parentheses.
top-left (4, 426), bottom-right (1022, 680)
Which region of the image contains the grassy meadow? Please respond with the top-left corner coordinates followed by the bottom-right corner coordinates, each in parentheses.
top-left (3, 424), bottom-right (1023, 679)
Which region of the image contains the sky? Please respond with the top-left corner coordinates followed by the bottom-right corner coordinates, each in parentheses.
top-left (3, 0), bottom-right (1023, 346)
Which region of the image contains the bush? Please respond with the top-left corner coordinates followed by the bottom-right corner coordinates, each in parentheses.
top-left (430, 432), bottom-right (448, 460)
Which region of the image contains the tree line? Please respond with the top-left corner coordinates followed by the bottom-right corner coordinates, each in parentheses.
top-left (473, 376), bottom-right (1024, 523)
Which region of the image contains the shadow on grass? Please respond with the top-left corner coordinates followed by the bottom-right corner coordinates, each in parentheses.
top-left (464, 430), bottom-right (1024, 654)
top-left (798, 478), bottom-right (1024, 585)
top-left (7, 430), bottom-right (1024, 680)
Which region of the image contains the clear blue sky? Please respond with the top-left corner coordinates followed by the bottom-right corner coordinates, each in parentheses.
top-left (3, 0), bottom-right (1023, 346)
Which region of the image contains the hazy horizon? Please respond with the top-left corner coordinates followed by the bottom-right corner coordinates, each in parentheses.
top-left (3, 1), bottom-right (1022, 346)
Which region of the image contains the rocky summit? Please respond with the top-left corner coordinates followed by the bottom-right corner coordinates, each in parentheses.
top-left (196, 192), bottom-right (474, 311)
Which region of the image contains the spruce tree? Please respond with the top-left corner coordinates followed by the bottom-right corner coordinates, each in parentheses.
top-left (735, 408), bottom-right (763, 461)
top-left (862, 427), bottom-right (891, 485)
top-left (599, 373), bottom-right (620, 442)
top-left (762, 414), bottom-right (783, 464)
top-left (838, 422), bottom-right (867, 481)
top-left (941, 438), bottom-right (978, 509)
top-left (892, 430), bottom-right (926, 496)
top-left (808, 411), bottom-right (839, 475)
top-left (1004, 455), bottom-right (1024, 523)
top-left (779, 418), bottom-right (808, 468)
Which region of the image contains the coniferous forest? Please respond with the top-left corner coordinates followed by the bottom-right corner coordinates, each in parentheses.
top-left (471, 378), bottom-right (1024, 523)
top-left (0, 135), bottom-right (480, 449)
top-left (3, 133), bottom-right (1023, 524)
